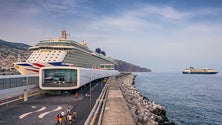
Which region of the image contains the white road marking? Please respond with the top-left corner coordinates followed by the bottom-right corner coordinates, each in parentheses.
top-left (32, 106), bottom-right (36, 109)
top-left (38, 106), bottom-right (62, 119)
top-left (19, 107), bottom-right (46, 119)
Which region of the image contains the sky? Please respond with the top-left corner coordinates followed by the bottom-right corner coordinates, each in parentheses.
top-left (1, 0), bottom-right (222, 72)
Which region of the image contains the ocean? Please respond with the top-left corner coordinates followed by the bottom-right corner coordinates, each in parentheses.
top-left (133, 72), bottom-right (222, 125)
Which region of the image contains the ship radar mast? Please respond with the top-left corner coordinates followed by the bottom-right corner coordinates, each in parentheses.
top-left (61, 29), bottom-right (69, 39)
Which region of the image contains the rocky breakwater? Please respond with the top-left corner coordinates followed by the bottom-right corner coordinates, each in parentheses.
top-left (117, 74), bottom-right (174, 125)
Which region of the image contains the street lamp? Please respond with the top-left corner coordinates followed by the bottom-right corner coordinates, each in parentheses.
top-left (23, 77), bottom-right (29, 102)
top-left (81, 75), bottom-right (92, 109)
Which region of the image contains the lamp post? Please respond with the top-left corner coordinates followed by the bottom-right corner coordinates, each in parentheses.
top-left (24, 77), bottom-right (28, 102)
top-left (81, 75), bottom-right (92, 110)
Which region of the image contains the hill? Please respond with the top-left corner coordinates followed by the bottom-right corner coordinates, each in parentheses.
top-left (0, 39), bottom-right (30, 50)
top-left (0, 39), bottom-right (31, 70)
top-left (114, 59), bottom-right (151, 72)
top-left (0, 39), bottom-right (151, 73)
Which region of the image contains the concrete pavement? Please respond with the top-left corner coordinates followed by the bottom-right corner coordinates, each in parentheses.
top-left (102, 76), bottom-right (135, 125)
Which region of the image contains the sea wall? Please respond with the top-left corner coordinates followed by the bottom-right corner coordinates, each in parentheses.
top-left (117, 74), bottom-right (174, 125)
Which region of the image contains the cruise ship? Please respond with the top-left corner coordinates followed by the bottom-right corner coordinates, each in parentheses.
top-left (14, 30), bottom-right (115, 75)
top-left (182, 67), bottom-right (218, 74)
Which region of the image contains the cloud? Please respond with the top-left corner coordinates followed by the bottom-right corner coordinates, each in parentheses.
top-left (38, 0), bottom-right (93, 17)
top-left (194, 8), bottom-right (222, 16)
top-left (1, 1), bottom-right (222, 72)
top-left (91, 5), bottom-right (222, 36)
top-left (78, 5), bottom-right (222, 72)
top-left (0, 1), bottom-right (41, 18)
top-left (138, 6), bottom-right (190, 20)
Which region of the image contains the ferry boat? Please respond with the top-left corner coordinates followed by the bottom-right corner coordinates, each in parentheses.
top-left (182, 67), bottom-right (218, 74)
top-left (14, 30), bottom-right (115, 75)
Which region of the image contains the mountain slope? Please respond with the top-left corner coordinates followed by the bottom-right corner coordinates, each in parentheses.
top-left (0, 39), bottom-right (30, 50)
top-left (0, 39), bottom-right (31, 69)
top-left (114, 59), bottom-right (151, 72)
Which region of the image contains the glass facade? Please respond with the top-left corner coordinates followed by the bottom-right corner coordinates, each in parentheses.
top-left (43, 69), bottom-right (77, 87)
top-left (0, 76), bottom-right (38, 90)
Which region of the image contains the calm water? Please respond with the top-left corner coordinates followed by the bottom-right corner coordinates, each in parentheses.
top-left (134, 72), bottom-right (222, 125)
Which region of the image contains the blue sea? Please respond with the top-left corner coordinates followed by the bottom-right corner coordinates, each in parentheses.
top-left (134, 72), bottom-right (222, 125)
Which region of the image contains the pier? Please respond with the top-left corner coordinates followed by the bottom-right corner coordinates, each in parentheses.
top-left (0, 73), bottom-right (173, 125)
top-left (85, 73), bottom-right (173, 125)
top-left (102, 76), bottom-right (135, 125)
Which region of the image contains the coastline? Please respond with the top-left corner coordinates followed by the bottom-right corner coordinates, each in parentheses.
top-left (117, 73), bottom-right (174, 125)
top-left (133, 72), bottom-right (222, 125)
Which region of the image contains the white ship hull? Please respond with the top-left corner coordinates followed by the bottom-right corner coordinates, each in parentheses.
top-left (14, 30), bottom-right (115, 75)
top-left (14, 62), bottom-right (67, 75)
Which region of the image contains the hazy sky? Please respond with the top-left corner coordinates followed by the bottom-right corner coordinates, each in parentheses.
top-left (1, 0), bottom-right (222, 72)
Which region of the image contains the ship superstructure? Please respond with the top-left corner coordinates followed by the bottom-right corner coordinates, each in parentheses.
top-left (182, 67), bottom-right (218, 74)
top-left (14, 30), bottom-right (114, 75)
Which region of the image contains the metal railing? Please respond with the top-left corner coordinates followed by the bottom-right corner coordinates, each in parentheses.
top-left (84, 78), bottom-right (110, 125)
top-left (0, 89), bottom-right (40, 108)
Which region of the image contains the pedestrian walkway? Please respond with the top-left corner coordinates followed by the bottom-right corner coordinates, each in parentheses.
top-left (102, 76), bottom-right (135, 125)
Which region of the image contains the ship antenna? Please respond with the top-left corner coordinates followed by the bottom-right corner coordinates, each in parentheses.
top-left (61, 29), bottom-right (69, 39)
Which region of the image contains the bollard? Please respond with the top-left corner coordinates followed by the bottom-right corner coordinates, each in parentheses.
top-left (24, 89), bottom-right (28, 102)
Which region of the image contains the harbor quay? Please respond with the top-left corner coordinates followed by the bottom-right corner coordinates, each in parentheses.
top-left (100, 74), bottom-right (174, 125)
top-left (114, 74), bottom-right (174, 125)
top-left (0, 78), bottom-right (105, 125)
top-left (0, 73), bottom-right (174, 125)
top-left (102, 75), bottom-right (135, 125)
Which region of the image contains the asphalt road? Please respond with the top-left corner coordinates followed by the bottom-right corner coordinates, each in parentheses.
top-left (0, 80), bottom-right (105, 125)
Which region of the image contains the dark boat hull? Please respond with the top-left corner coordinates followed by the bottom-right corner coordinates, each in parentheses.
top-left (183, 72), bottom-right (218, 74)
